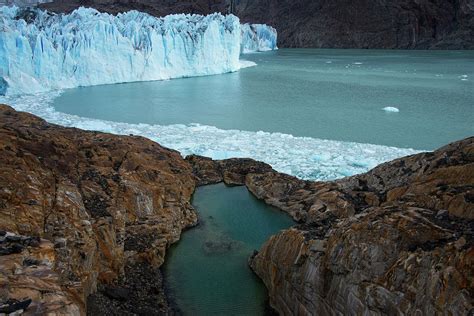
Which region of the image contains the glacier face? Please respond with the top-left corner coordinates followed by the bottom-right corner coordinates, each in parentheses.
top-left (0, 6), bottom-right (242, 95)
top-left (241, 23), bottom-right (277, 53)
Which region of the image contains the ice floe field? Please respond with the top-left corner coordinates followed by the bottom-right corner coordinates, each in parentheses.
top-left (1, 91), bottom-right (420, 180)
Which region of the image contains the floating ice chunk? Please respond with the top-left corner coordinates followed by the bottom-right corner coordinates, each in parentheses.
top-left (239, 60), bottom-right (257, 69)
top-left (240, 23), bottom-right (278, 53)
top-left (383, 107), bottom-right (400, 113)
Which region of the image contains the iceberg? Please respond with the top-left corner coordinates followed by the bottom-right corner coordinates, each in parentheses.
top-left (0, 6), bottom-right (242, 95)
top-left (382, 107), bottom-right (400, 112)
top-left (241, 23), bottom-right (278, 53)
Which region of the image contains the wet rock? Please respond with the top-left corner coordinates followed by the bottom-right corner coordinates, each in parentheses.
top-left (0, 298), bottom-right (32, 314)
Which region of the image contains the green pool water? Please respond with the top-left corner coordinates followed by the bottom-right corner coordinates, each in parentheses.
top-left (162, 183), bottom-right (294, 315)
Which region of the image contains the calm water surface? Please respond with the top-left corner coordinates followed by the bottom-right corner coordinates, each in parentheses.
top-left (163, 184), bottom-right (293, 315)
top-left (54, 49), bottom-right (474, 149)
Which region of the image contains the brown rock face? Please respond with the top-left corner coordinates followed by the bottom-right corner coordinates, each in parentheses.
top-left (185, 155), bottom-right (273, 186)
top-left (40, 0), bottom-right (474, 49)
top-left (187, 138), bottom-right (474, 315)
top-left (0, 105), bottom-right (197, 314)
top-left (234, 0), bottom-right (474, 49)
top-left (249, 138), bottom-right (474, 315)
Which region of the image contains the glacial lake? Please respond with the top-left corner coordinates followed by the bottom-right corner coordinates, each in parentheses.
top-left (163, 183), bottom-right (293, 315)
top-left (54, 49), bottom-right (474, 150)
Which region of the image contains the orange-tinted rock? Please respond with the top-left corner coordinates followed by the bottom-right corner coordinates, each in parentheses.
top-left (0, 105), bottom-right (197, 314)
top-left (188, 137), bottom-right (473, 314)
top-left (249, 138), bottom-right (474, 315)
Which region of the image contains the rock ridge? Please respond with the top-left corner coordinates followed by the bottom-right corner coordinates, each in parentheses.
top-left (0, 104), bottom-right (197, 315)
top-left (187, 137), bottom-right (474, 315)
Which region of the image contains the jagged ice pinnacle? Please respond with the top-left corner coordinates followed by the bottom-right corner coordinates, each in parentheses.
top-left (0, 6), bottom-right (277, 95)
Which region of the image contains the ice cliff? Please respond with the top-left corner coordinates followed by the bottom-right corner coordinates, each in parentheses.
top-left (241, 23), bottom-right (278, 53)
top-left (0, 6), bottom-right (249, 95)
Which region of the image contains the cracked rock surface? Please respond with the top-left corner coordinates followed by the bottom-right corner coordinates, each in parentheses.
top-left (0, 104), bottom-right (197, 314)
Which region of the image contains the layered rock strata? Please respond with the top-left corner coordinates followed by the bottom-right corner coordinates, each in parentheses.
top-left (187, 138), bottom-right (474, 315)
top-left (0, 104), bottom-right (197, 314)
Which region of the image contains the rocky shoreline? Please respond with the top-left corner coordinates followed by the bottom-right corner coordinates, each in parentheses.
top-left (0, 104), bottom-right (472, 315)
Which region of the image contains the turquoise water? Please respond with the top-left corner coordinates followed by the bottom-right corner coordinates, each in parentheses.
top-left (163, 184), bottom-right (294, 315)
top-left (54, 49), bottom-right (473, 150)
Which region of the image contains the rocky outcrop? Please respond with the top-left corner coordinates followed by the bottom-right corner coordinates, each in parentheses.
top-left (1, 104), bottom-right (472, 315)
top-left (187, 138), bottom-right (474, 315)
top-left (39, 0), bottom-right (474, 49)
top-left (185, 155), bottom-right (273, 186)
top-left (0, 105), bottom-right (197, 314)
top-left (250, 138), bottom-right (474, 315)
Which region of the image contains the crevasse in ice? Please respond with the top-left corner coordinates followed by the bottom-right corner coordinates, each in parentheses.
top-left (241, 23), bottom-right (278, 53)
top-left (0, 6), bottom-right (247, 95)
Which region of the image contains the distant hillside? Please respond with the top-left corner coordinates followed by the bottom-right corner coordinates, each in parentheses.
top-left (0, 0), bottom-right (51, 6)
top-left (38, 0), bottom-right (474, 49)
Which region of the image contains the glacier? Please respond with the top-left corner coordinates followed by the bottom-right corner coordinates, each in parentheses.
top-left (0, 6), bottom-right (278, 95)
top-left (241, 23), bottom-right (278, 53)
top-left (0, 6), bottom-right (244, 95)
